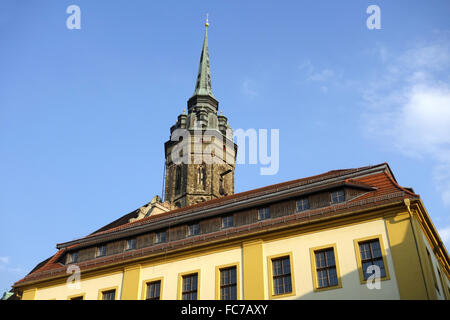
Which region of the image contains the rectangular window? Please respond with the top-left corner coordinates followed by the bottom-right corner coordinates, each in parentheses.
top-left (220, 267), bottom-right (237, 300)
top-left (96, 245), bottom-right (107, 258)
top-left (155, 231), bottom-right (166, 244)
top-left (188, 223), bottom-right (199, 237)
top-left (70, 295), bottom-right (84, 300)
top-left (102, 289), bottom-right (116, 300)
top-left (271, 256), bottom-right (292, 295)
top-left (126, 238), bottom-right (136, 250)
top-left (296, 198), bottom-right (310, 212)
top-left (331, 190), bottom-right (345, 204)
top-left (257, 207), bottom-right (270, 221)
top-left (67, 252), bottom-right (78, 264)
top-left (221, 215), bottom-right (234, 229)
top-left (359, 239), bottom-right (386, 280)
top-left (146, 280), bottom-right (161, 300)
top-left (314, 248), bottom-right (338, 288)
top-left (182, 274), bottom-right (198, 300)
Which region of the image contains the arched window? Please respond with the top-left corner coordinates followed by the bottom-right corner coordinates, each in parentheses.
top-left (197, 165), bottom-right (206, 189)
top-left (175, 166), bottom-right (182, 195)
top-left (219, 176), bottom-right (225, 195)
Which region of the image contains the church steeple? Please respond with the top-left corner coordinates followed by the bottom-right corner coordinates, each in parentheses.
top-left (191, 15), bottom-right (215, 99)
top-left (187, 15), bottom-right (218, 112)
top-left (163, 16), bottom-right (237, 208)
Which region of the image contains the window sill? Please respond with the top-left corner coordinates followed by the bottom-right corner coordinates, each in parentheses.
top-left (313, 283), bottom-right (343, 293)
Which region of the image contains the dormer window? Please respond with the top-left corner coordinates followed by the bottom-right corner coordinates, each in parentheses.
top-left (155, 231), bottom-right (166, 244)
top-left (296, 198), bottom-right (310, 212)
top-left (222, 215), bottom-right (234, 229)
top-left (188, 223), bottom-right (200, 237)
top-left (96, 245), bottom-right (107, 258)
top-left (126, 238), bottom-right (137, 251)
top-left (258, 207), bottom-right (270, 221)
top-left (67, 252), bottom-right (78, 264)
top-left (331, 190), bottom-right (345, 204)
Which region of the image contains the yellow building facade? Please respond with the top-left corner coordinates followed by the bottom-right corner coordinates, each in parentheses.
top-left (17, 194), bottom-right (450, 300)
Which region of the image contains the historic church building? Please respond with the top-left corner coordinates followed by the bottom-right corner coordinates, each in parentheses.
top-left (12, 20), bottom-right (450, 300)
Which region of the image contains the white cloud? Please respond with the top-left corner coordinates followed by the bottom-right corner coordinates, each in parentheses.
top-left (438, 226), bottom-right (450, 244)
top-left (298, 60), bottom-right (340, 91)
top-left (0, 256), bottom-right (10, 264)
top-left (309, 69), bottom-right (335, 82)
top-left (361, 34), bottom-right (450, 207)
top-left (0, 256), bottom-right (23, 275)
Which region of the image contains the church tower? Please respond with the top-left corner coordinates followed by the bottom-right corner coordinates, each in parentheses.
top-left (164, 18), bottom-right (237, 208)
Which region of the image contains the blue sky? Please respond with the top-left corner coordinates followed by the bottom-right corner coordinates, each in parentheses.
top-left (1, 0), bottom-right (450, 292)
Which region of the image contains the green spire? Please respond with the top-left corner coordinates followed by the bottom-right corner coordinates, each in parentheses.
top-left (192, 19), bottom-right (215, 99)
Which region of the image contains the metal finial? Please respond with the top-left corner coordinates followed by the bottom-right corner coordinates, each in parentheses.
top-left (205, 13), bottom-right (209, 27)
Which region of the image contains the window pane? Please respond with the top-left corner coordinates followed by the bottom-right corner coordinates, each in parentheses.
top-left (282, 258), bottom-right (291, 274)
top-left (317, 252), bottom-right (326, 268)
top-left (362, 261), bottom-right (372, 280)
top-left (317, 270), bottom-right (327, 288)
top-left (325, 250), bottom-right (335, 267)
top-left (273, 259), bottom-right (282, 276)
top-left (274, 277), bottom-right (283, 295)
top-left (229, 285), bottom-right (237, 300)
top-left (371, 241), bottom-right (382, 258)
top-left (221, 287), bottom-right (228, 300)
top-left (374, 259), bottom-right (386, 278)
top-left (230, 268), bottom-right (236, 284)
top-left (328, 268), bottom-right (338, 286)
top-left (360, 243), bottom-right (371, 260)
top-left (221, 270), bottom-right (229, 285)
top-left (283, 276), bottom-right (292, 293)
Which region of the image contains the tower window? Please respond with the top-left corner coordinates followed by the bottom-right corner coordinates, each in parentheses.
top-left (219, 176), bottom-right (225, 195)
top-left (197, 166), bottom-right (206, 189)
top-left (175, 166), bottom-right (182, 195)
top-left (331, 190), bottom-right (345, 204)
